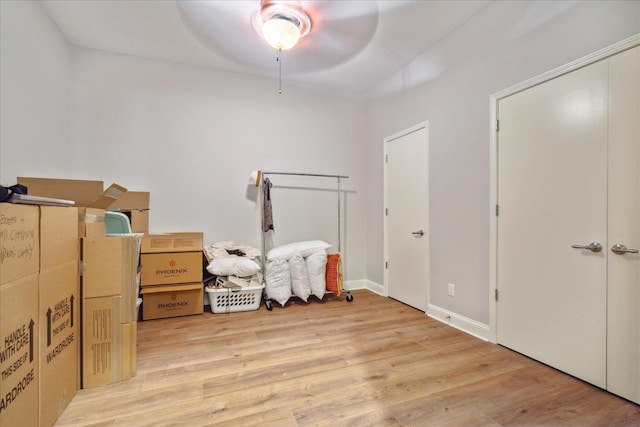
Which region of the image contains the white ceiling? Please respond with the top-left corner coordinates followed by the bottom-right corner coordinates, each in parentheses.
top-left (40, 0), bottom-right (580, 99)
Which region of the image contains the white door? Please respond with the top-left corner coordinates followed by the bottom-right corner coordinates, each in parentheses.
top-left (384, 123), bottom-right (429, 311)
top-left (497, 59), bottom-right (609, 387)
top-left (606, 46), bottom-right (639, 404)
top-left (497, 46), bottom-right (640, 401)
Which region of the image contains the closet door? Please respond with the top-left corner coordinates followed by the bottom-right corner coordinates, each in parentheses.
top-left (496, 58), bottom-right (609, 387)
top-left (497, 46), bottom-right (640, 403)
top-left (607, 46), bottom-right (639, 404)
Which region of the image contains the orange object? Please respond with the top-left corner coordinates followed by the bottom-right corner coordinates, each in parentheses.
top-left (325, 253), bottom-right (343, 296)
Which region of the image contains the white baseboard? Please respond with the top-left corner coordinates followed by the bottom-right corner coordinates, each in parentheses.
top-left (427, 304), bottom-right (490, 342)
top-left (218, 277), bottom-right (487, 341)
top-left (346, 279), bottom-right (384, 295)
top-left (321, 281), bottom-right (490, 342)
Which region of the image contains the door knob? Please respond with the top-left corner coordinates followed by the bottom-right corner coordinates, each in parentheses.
top-left (611, 243), bottom-right (639, 255)
top-left (571, 242), bottom-right (602, 253)
top-left (411, 230), bottom-right (425, 237)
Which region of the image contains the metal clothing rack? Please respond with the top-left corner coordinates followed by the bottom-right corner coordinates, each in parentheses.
top-left (260, 171), bottom-right (353, 310)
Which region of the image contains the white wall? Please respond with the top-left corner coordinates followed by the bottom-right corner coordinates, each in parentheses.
top-left (69, 49), bottom-right (368, 279)
top-left (1, 1), bottom-right (369, 281)
top-left (366, 0), bottom-right (640, 325)
top-left (0, 0), bottom-right (74, 179)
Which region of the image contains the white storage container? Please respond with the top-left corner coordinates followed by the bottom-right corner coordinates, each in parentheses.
top-left (205, 284), bottom-right (264, 313)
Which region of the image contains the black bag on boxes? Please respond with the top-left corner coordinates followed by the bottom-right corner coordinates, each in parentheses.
top-left (0, 184), bottom-right (27, 202)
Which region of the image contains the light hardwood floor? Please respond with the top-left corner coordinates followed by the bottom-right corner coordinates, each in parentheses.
top-left (55, 290), bottom-right (639, 426)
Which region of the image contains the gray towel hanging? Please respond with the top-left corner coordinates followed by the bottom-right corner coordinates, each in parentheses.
top-left (262, 177), bottom-right (274, 232)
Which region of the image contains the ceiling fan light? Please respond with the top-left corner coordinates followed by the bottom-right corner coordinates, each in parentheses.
top-left (253, 2), bottom-right (311, 51)
top-left (262, 17), bottom-right (301, 50)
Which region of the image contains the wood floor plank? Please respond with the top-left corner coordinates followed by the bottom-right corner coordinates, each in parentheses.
top-left (54, 290), bottom-right (640, 426)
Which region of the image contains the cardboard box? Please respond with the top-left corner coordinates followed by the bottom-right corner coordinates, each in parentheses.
top-left (80, 235), bottom-right (140, 388)
top-left (37, 206), bottom-right (79, 426)
top-left (108, 191), bottom-right (149, 211)
top-left (17, 178), bottom-right (126, 209)
top-left (81, 296), bottom-right (122, 388)
top-left (120, 321), bottom-right (137, 380)
top-left (0, 203), bottom-right (40, 285)
top-left (39, 261), bottom-right (79, 427)
top-left (77, 207), bottom-right (106, 238)
top-left (79, 183), bottom-right (127, 237)
top-left (126, 209), bottom-right (149, 234)
top-left (82, 236), bottom-right (137, 302)
top-left (89, 183), bottom-right (127, 210)
top-left (17, 178), bottom-right (128, 238)
top-left (141, 233), bottom-right (203, 254)
top-left (81, 298), bottom-right (138, 388)
top-left (140, 283), bottom-right (203, 320)
top-left (116, 234), bottom-right (143, 324)
top-left (0, 274), bottom-right (40, 427)
top-left (17, 177), bottom-right (103, 207)
top-left (109, 192), bottom-right (150, 234)
top-left (1, 203), bottom-right (80, 426)
top-left (140, 251), bottom-right (203, 286)
top-left (40, 206), bottom-right (79, 270)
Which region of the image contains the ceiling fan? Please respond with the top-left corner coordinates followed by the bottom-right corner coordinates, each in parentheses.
top-left (176, 0), bottom-right (385, 76)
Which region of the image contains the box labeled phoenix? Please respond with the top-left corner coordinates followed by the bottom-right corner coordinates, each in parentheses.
top-left (140, 233), bottom-right (203, 286)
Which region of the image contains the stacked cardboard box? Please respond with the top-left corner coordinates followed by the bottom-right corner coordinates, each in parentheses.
top-left (108, 191), bottom-right (150, 234)
top-left (17, 177), bottom-right (129, 237)
top-left (140, 233), bottom-right (204, 320)
top-left (1, 203), bottom-right (80, 427)
top-left (17, 177), bottom-right (150, 236)
top-left (14, 178), bottom-right (147, 390)
top-left (81, 234), bottom-right (141, 388)
top-left (1, 204), bottom-right (41, 426)
top-left (38, 206), bottom-right (80, 426)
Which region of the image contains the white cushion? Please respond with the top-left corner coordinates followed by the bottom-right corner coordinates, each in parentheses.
top-left (288, 254), bottom-right (311, 302)
top-left (265, 258), bottom-right (291, 307)
top-left (306, 250), bottom-right (327, 300)
top-left (266, 240), bottom-right (331, 261)
top-left (206, 256), bottom-right (261, 278)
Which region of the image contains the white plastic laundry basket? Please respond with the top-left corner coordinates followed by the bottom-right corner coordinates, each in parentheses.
top-left (205, 284), bottom-right (264, 313)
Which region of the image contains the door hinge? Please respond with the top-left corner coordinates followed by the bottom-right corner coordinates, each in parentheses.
top-left (495, 205), bottom-right (499, 216)
top-left (385, 154), bottom-right (389, 163)
top-left (496, 120), bottom-right (500, 132)
top-left (495, 289), bottom-right (499, 301)
top-left (385, 208), bottom-right (388, 216)
top-left (385, 261), bottom-right (388, 269)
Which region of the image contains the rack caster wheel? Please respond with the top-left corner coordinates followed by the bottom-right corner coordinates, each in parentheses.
top-left (265, 300), bottom-right (273, 311)
top-left (346, 293), bottom-right (354, 302)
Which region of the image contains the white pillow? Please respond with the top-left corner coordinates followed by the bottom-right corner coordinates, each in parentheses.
top-left (306, 250), bottom-right (327, 300)
top-left (288, 254), bottom-right (311, 302)
top-left (266, 240), bottom-right (331, 261)
top-left (265, 258), bottom-right (291, 307)
top-left (206, 256), bottom-right (261, 278)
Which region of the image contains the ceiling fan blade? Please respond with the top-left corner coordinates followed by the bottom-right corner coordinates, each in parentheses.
top-left (285, 16), bottom-right (378, 71)
top-left (177, 0), bottom-right (380, 73)
top-left (176, 1), bottom-right (274, 68)
top-left (301, 0), bottom-right (411, 22)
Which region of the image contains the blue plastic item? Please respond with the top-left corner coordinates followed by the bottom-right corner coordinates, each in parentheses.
top-left (105, 211), bottom-right (132, 234)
